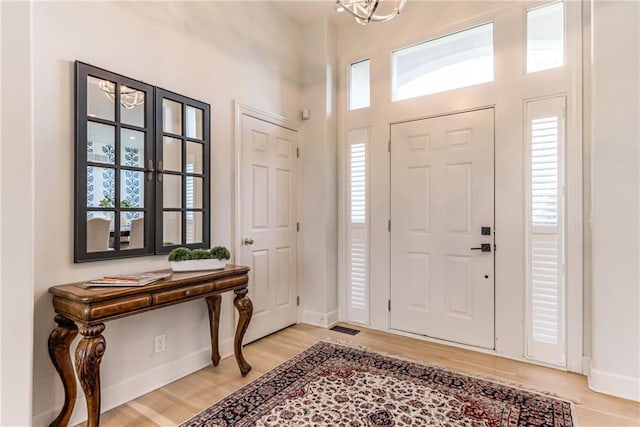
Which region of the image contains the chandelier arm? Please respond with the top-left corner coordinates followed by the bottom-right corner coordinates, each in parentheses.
top-left (369, 0), bottom-right (381, 19)
top-left (339, 2), bottom-right (367, 20)
top-left (336, 0), bottom-right (406, 24)
top-left (97, 80), bottom-right (144, 110)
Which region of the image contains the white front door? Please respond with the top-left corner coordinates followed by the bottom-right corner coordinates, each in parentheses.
top-left (239, 114), bottom-right (298, 343)
top-left (390, 108), bottom-right (495, 349)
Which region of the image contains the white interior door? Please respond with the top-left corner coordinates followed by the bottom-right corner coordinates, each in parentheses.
top-left (239, 114), bottom-right (298, 343)
top-left (390, 108), bottom-right (495, 349)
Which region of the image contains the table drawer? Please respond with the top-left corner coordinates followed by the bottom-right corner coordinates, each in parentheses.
top-left (89, 295), bottom-right (152, 320)
top-left (153, 283), bottom-right (213, 305)
top-left (214, 275), bottom-right (249, 291)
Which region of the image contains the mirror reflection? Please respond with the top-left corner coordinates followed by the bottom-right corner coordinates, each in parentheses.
top-left (120, 85), bottom-right (145, 127)
top-left (163, 174), bottom-right (182, 209)
top-left (120, 170), bottom-right (144, 208)
top-left (86, 212), bottom-right (113, 252)
top-left (87, 166), bottom-right (115, 208)
top-left (186, 142), bottom-right (203, 174)
top-left (87, 76), bottom-right (115, 120)
top-left (186, 176), bottom-right (203, 209)
top-left (163, 211), bottom-right (182, 246)
top-left (120, 129), bottom-right (145, 167)
top-left (163, 99), bottom-right (182, 135)
top-left (163, 137), bottom-right (182, 172)
top-left (85, 212), bottom-right (146, 252)
top-left (121, 214), bottom-right (144, 250)
top-left (185, 106), bottom-right (203, 139)
top-left (87, 123), bottom-right (115, 164)
top-left (186, 211), bottom-right (203, 244)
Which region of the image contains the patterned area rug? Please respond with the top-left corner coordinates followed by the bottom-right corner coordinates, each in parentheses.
top-left (180, 341), bottom-right (575, 427)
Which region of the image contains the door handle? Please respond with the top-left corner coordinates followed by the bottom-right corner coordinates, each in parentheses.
top-left (470, 243), bottom-right (491, 252)
top-left (146, 159), bottom-right (155, 181)
top-left (242, 237), bottom-right (254, 246)
top-left (156, 160), bottom-right (163, 182)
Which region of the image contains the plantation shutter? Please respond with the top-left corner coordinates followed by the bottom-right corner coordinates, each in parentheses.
top-left (347, 128), bottom-right (369, 324)
top-left (525, 97), bottom-right (566, 365)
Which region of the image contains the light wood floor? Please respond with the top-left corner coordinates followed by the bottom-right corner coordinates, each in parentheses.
top-left (84, 323), bottom-right (640, 426)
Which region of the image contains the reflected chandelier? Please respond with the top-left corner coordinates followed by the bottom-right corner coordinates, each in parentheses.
top-left (98, 80), bottom-right (145, 110)
top-left (335, 0), bottom-right (407, 24)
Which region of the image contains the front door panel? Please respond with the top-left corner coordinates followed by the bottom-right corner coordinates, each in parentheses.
top-left (390, 108), bottom-right (495, 349)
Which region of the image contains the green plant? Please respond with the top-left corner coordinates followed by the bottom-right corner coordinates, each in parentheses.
top-left (191, 249), bottom-right (211, 260)
top-left (210, 246), bottom-right (230, 260)
top-left (168, 247), bottom-right (192, 262)
top-left (98, 196), bottom-right (114, 208)
top-left (98, 196), bottom-right (132, 208)
top-left (169, 246), bottom-right (230, 262)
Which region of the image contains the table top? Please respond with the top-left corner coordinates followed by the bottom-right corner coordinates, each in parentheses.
top-left (49, 265), bottom-right (250, 303)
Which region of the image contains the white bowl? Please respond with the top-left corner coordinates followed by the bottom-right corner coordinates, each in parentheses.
top-left (170, 259), bottom-right (227, 272)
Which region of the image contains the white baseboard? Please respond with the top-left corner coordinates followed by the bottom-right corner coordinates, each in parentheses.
top-left (32, 338), bottom-right (234, 427)
top-left (302, 309), bottom-right (339, 328)
top-left (582, 355), bottom-right (591, 375)
top-left (588, 365), bottom-right (640, 402)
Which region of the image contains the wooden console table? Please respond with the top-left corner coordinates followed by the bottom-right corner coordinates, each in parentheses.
top-left (48, 266), bottom-right (252, 427)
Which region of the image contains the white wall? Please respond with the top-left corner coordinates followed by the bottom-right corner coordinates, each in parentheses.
top-left (589, 0), bottom-right (640, 402)
top-left (300, 20), bottom-right (339, 327)
top-left (1, 2), bottom-right (35, 425)
top-left (28, 2), bottom-right (302, 424)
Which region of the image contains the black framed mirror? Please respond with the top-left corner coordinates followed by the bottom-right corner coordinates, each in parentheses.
top-left (74, 62), bottom-right (210, 262)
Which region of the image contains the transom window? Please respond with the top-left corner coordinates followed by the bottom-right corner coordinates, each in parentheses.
top-left (526, 1), bottom-right (564, 74)
top-left (391, 23), bottom-right (494, 101)
top-left (349, 59), bottom-right (371, 110)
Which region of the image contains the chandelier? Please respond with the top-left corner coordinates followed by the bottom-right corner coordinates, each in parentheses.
top-left (98, 80), bottom-right (145, 110)
top-left (335, 0), bottom-right (407, 24)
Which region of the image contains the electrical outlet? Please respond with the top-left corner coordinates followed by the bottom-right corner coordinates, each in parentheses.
top-left (154, 334), bottom-right (166, 354)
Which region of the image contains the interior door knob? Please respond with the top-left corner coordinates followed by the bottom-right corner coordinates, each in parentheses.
top-left (242, 237), bottom-right (254, 246)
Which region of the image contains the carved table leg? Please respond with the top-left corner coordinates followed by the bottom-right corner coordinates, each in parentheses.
top-left (206, 294), bottom-right (222, 366)
top-left (48, 315), bottom-right (78, 427)
top-left (75, 323), bottom-right (106, 427)
top-left (233, 287), bottom-right (253, 376)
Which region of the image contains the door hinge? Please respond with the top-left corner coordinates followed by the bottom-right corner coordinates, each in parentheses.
top-left (388, 140), bottom-right (391, 153)
top-left (388, 299), bottom-right (391, 311)
top-left (296, 222), bottom-right (300, 232)
top-left (388, 220), bottom-right (391, 232)
top-left (493, 244), bottom-right (497, 252)
top-left (297, 296), bottom-right (300, 306)
top-left (296, 147), bottom-right (300, 158)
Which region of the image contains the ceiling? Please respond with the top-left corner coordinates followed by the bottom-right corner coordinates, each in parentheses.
top-left (271, 0), bottom-right (354, 25)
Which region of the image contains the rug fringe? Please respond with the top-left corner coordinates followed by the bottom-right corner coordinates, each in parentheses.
top-left (320, 337), bottom-right (583, 406)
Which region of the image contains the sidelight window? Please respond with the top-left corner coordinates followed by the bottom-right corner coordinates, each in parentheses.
top-left (525, 96), bottom-right (566, 365)
top-left (347, 127), bottom-right (370, 324)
